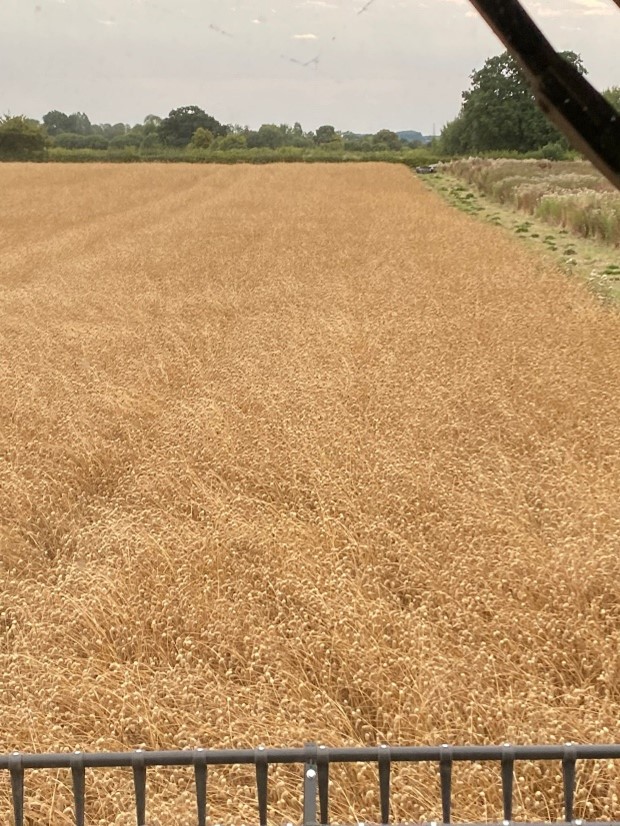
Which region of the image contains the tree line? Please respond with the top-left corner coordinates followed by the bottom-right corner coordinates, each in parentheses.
top-left (0, 106), bottom-right (424, 160)
top-left (2, 49), bottom-right (617, 161)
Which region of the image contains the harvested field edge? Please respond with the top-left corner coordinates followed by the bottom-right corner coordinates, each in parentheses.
top-left (424, 170), bottom-right (620, 305)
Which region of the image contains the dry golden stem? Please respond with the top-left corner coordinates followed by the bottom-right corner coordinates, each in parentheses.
top-left (0, 163), bottom-right (619, 825)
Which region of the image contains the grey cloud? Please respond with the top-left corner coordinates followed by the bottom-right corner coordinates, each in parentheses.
top-left (1, 0), bottom-right (618, 133)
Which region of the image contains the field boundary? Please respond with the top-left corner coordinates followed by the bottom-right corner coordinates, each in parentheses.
top-left (424, 170), bottom-right (620, 304)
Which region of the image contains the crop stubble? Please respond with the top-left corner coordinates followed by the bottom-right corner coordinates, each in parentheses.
top-left (0, 163), bottom-right (619, 824)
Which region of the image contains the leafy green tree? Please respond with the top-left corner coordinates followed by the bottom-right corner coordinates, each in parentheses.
top-left (53, 133), bottom-right (109, 150)
top-left (288, 122), bottom-right (313, 148)
top-left (53, 132), bottom-right (87, 149)
top-left (342, 132), bottom-right (366, 151)
top-left (92, 123), bottom-right (129, 139)
top-left (315, 124), bottom-right (338, 145)
top-left (143, 114), bottom-right (162, 135)
top-left (190, 127), bottom-right (214, 149)
top-left (0, 116), bottom-right (47, 159)
top-left (218, 133), bottom-right (247, 150)
top-left (159, 106), bottom-right (226, 147)
top-left (66, 112), bottom-right (92, 135)
top-left (109, 133), bottom-right (142, 149)
top-left (247, 124), bottom-right (287, 149)
top-left (373, 129), bottom-right (402, 151)
top-left (226, 123), bottom-right (249, 135)
top-left (438, 115), bottom-right (469, 155)
top-left (441, 50), bottom-right (586, 154)
top-left (140, 133), bottom-right (161, 152)
top-left (84, 135), bottom-right (109, 150)
top-left (110, 123), bottom-right (129, 137)
top-left (42, 110), bottom-right (71, 136)
top-left (604, 86), bottom-right (620, 112)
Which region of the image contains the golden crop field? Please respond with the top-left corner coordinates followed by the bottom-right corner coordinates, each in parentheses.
top-left (1, 163), bottom-right (619, 825)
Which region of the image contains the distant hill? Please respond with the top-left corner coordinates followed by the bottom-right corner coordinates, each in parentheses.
top-left (396, 130), bottom-right (433, 145)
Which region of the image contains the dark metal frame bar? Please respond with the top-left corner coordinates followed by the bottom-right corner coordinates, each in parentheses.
top-left (2, 743), bottom-right (620, 825)
top-left (465, 0), bottom-right (620, 190)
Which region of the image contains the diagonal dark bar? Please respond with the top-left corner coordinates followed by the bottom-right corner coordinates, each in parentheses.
top-left (9, 752), bottom-right (24, 826)
top-left (71, 751), bottom-right (86, 826)
top-left (501, 743), bottom-right (515, 823)
top-left (255, 746), bottom-right (269, 826)
top-left (194, 748), bottom-right (208, 826)
top-left (465, 0), bottom-right (620, 190)
top-left (378, 744), bottom-right (391, 825)
top-left (440, 745), bottom-right (453, 825)
top-left (562, 743), bottom-right (577, 823)
top-left (132, 750), bottom-right (147, 826)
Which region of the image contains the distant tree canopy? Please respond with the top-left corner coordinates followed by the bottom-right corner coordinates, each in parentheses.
top-left (42, 110), bottom-right (72, 136)
top-left (315, 124), bottom-right (339, 146)
top-left (109, 133), bottom-right (142, 149)
top-left (244, 123), bottom-right (313, 149)
top-left (440, 50), bottom-right (587, 155)
top-left (604, 86), bottom-right (620, 112)
top-left (217, 133), bottom-right (247, 150)
top-left (93, 123), bottom-right (130, 139)
top-left (373, 129), bottom-right (402, 151)
top-left (190, 127), bottom-right (214, 149)
top-left (0, 116), bottom-right (47, 159)
top-left (159, 106), bottom-right (227, 147)
top-left (43, 110), bottom-right (95, 137)
top-left (10, 106), bottom-right (437, 158)
top-left (143, 114), bottom-right (162, 135)
top-left (54, 132), bottom-right (109, 150)
top-left (247, 124), bottom-right (287, 150)
top-left (66, 112), bottom-right (93, 135)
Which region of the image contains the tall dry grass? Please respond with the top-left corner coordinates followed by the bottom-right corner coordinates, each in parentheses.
top-left (0, 163), bottom-right (619, 825)
top-left (443, 158), bottom-right (620, 245)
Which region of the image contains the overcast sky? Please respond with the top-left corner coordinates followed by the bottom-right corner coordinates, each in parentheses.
top-left (1, 0), bottom-right (618, 134)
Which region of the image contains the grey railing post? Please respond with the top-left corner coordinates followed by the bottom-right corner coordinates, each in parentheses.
top-left (501, 742), bottom-right (515, 824)
top-left (71, 751), bottom-right (86, 826)
top-left (440, 744), bottom-right (453, 825)
top-left (378, 743), bottom-right (392, 825)
top-left (255, 745), bottom-right (269, 826)
top-left (563, 742), bottom-right (577, 824)
top-left (194, 747), bottom-right (208, 826)
top-left (132, 749), bottom-right (147, 826)
top-left (9, 751), bottom-right (24, 826)
top-left (303, 742), bottom-right (318, 826)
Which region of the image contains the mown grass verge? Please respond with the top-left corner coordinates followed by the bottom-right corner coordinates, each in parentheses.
top-left (441, 158), bottom-right (620, 247)
top-left (425, 167), bottom-right (620, 304)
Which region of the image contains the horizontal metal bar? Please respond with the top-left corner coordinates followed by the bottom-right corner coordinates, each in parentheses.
top-left (1, 743), bottom-right (620, 769)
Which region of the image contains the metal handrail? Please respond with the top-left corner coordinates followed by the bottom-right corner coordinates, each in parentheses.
top-left (2, 742), bottom-right (620, 826)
